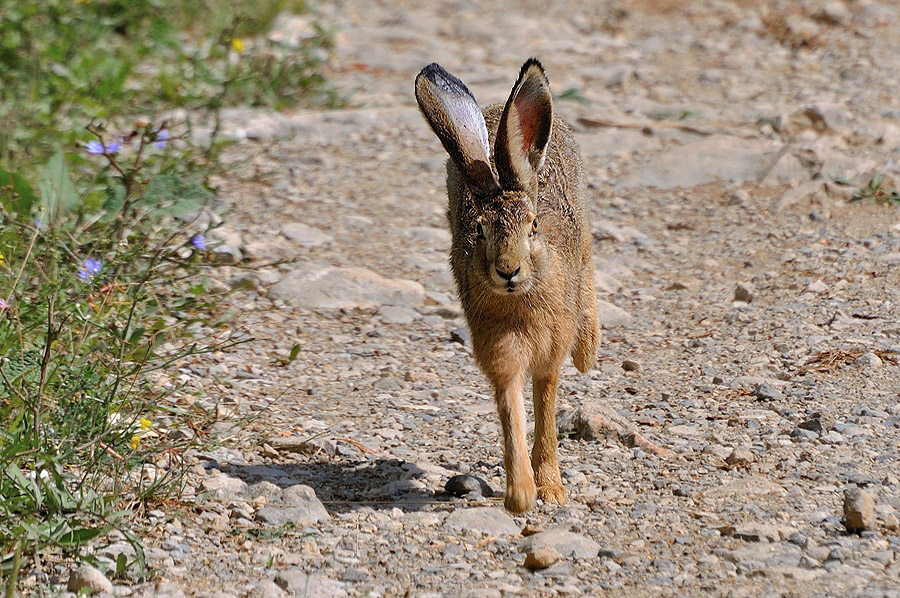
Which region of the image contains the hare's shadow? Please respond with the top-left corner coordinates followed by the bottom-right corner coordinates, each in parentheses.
top-left (203, 456), bottom-right (459, 514)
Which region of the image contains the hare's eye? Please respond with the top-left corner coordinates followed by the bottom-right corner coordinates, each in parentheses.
top-left (531, 218), bottom-right (538, 235)
top-left (475, 222), bottom-right (484, 238)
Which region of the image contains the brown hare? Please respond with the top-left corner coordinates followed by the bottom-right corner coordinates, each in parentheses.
top-left (415, 59), bottom-right (599, 513)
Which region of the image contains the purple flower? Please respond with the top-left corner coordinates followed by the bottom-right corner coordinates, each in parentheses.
top-left (0, 298), bottom-right (9, 310)
top-left (155, 130), bottom-right (170, 149)
top-left (86, 140), bottom-right (121, 154)
top-left (191, 234), bottom-right (206, 251)
top-left (77, 258), bottom-right (102, 281)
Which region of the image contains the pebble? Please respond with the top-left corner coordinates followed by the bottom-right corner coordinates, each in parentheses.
top-left (445, 474), bottom-right (495, 498)
top-left (725, 447), bottom-right (755, 467)
top-left (524, 547), bottom-right (561, 570)
top-left (519, 529), bottom-right (601, 560)
top-left (844, 487), bottom-right (876, 532)
top-left (443, 507), bottom-right (520, 536)
top-left (754, 383), bottom-right (783, 402)
top-left (67, 564), bottom-right (113, 595)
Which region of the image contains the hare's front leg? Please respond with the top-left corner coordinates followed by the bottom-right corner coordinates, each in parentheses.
top-left (495, 373), bottom-right (537, 513)
top-left (532, 370), bottom-right (567, 505)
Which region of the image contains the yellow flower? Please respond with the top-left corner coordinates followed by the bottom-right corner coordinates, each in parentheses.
top-left (140, 417), bottom-right (152, 430)
top-left (130, 435), bottom-right (140, 450)
top-left (231, 38), bottom-right (244, 53)
top-left (0, 250), bottom-right (5, 267)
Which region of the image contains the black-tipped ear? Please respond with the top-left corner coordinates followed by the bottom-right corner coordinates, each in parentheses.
top-left (415, 63), bottom-right (501, 197)
top-left (494, 58), bottom-right (553, 191)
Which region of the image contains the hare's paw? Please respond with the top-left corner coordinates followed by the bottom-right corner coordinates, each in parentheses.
top-left (537, 483), bottom-right (568, 505)
top-left (504, 480), bottom-right (537, 514)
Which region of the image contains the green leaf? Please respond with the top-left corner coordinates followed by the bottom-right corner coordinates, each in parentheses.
top-left (288, 343), bottom-right (301, 363)
top-left (0, 168), bottom-right (38, 217)
top-left (116, 552), bottom-right (127, 577)
top-left (38, 152), bottom-right (79, 224)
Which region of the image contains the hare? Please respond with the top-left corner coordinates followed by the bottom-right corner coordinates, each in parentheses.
top-left (415, 59), bottom-right (599, 513)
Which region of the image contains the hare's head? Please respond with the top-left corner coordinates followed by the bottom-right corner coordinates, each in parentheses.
top-left (415, 59), bottom-right (553, 295)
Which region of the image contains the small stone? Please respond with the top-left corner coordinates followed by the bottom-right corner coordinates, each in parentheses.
top-left (596, 300), bottom-right (632, 327)
top-left (844, 487), bottom-right (875, 532)
top-left (818, 1), bottom-right (852, 26)
top-left (725, 447), bottom-right (755, 467)
top-left (734, 283), bottom-right (753, 303)
top-left (806, 279), bottom-right (829, 294)
top-left (521, 524), bottom-right (544, 537)
top-left (753, 383), bottom-right (783, 401)
top-left (273, 570), bottom-right (347, 597)
top-left (791, 427), bottom-right (819, 441)
top-left (524, 547), bottom-right (560, 570)
top-left (67, 564), bottom-right (113, 595)
top-left (256, 485), bottom-right (329, 526)
top-left (445, 474), bottom-right (494, 498)
top-left (279, 222), bottom-right (333, 246)
top-left (519, 528), bottom-right (600, 560)
top-left (853, 352), bottom-right (882, 369)
top-left (248, 580), bottom-right (286, 598)
top-left (797, 412), bottom-right (835, 434)
top-left (443, 507), bottom-right (520, 536)
top-left (450, 328), bottom-right (470, 345)
top-left (622, 360), bottom-right (642, 372)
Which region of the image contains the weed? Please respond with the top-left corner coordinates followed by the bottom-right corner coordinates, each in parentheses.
top-left (0, 0), bottom-right (337, 588)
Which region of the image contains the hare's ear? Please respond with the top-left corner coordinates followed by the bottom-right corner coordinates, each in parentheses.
top-left (495, 58), bottom-right (553, 191)
top-left (415, 63), bottom-right (500, 197)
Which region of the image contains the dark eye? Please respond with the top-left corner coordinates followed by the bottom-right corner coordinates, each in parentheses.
top-left (476, 222), bottom-right (484, 238)
top-left (531, 218), bottom-right (538, 235)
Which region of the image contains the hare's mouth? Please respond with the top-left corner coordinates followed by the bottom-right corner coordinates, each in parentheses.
top-left (495, 280), bottom-right (531, 295)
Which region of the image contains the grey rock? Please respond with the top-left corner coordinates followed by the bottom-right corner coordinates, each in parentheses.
top-left (199, 473), bottom-right (248, 500)
top-left (615, 135), bottom-right (808, 190)
top-left (725, 447), bottom-right (755, 467)
top-left (269, 263), bottom-right (424, 309)
top-left (248, 580), bottom-right (286, 598)
top-left (734, 283), bottom-right (754, 303)
top-left (798, 412), bottom-right (835, 434)
top-left (754, 383), bottom-right (783, 401)
top-left (519, 528), bottom-right (601, 560)
top-left (791, 427), bottom-right (820, 441)
top-left (280, 222), bottom-right (333, 246)
top-left (375, 304), bottom-right (419, 325)
top-left (844, 487), bottom-right (876, 532)
top-left (67, 564), bottom-right (113, 595)
top-left (447, 328), bottom-right (470, 347)
top-left (596, 300), bottom-right (632, 327)
top-left (443, 507), bottom-right (520, 536)
top-left (273, 570), bottom-right (347, 597)
top-left (445, 474), bottom-right (494, 498)
top-left (371, 479), bottom-right (427, 498)
top-left (854, 352), bottom-right (883, 369)
top-left (256, 485), bottom-right (329, 526)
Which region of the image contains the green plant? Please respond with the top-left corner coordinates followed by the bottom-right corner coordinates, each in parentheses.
top-left (0, 0), bottom-right (337, 588)
top-left (850, 173), bottom-right (900, 206)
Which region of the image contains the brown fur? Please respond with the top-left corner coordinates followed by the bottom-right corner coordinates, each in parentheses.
top-left (417, 60), bottom-right (599, 513)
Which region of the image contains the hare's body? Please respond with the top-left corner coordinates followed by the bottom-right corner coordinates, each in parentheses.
top-left (416, 60), bottom-right (599, 512)
top-left (448, 104), bottom-right (597, 379)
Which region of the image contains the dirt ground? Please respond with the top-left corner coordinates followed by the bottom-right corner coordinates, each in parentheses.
top-left (50, 1), bottom-right (900, 596)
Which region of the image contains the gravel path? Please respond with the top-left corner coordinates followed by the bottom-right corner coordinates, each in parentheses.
top-left (53, 1), bottom-right (900, 596)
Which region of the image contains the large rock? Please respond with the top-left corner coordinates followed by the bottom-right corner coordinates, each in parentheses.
top-left (67, 564), bottom-right (113, 595)
top-left (615, 135), bottom-right (808, 189)
top-left (843, 487), bottom-right (875, 532)
top-left (443, 507), bottom-right (520, 536)
top-left (269, 263), bottom-right (424, 309)
top-left (256, 484), bottom-right (330, 526)
top-left (519, 528), bottom-right (600, 560)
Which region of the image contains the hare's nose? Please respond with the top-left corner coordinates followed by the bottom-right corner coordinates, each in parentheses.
top-left (495, 266), bottom-right (520, 281)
